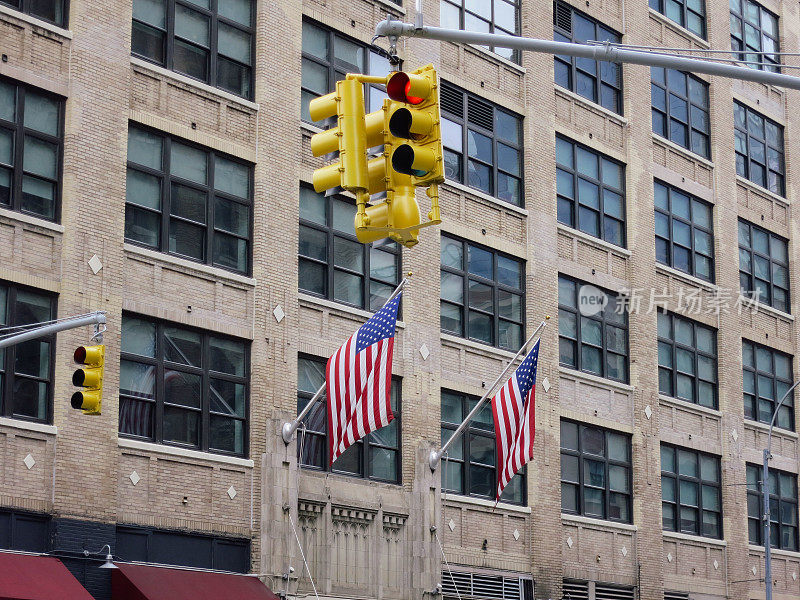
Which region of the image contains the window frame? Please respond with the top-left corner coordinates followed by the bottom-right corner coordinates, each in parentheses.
top-left (553, 1), bottom-right (623, 115)
top-left (649, 0), bottom-right (706, 39)
top-left (440, 0), bottom-right (522, 63)
top-left (560, 419), bottom-right (632, 524)
top-left (0, 0), bottom-right (67, 27)
top-left (440, 234), bottom-right (525, 351)
top-left (131, 0), bottom-right (256, 100)
top-left (558, 275), bottom-right (629, 383)
top-left (441, 390), bottom-right (526, 505)
top-left (738, 219), bottom-right (789, 313)
top-left (657, 311), bottom-right (718, 409)
top-left (660, 444), bottom-right (722, 539)
top-left (0, 282), bottom-right (57, 425)
top-left (746, 464), bottom-right (798, 551)
top-left (555, 135), bottom-right (626, 248)
top-left (651, 68), bottom-right (710, 159)
top-left (730, 0), bottom-right (780, 73)
top-left (734, 101), bottom-right (785, 196)
top-left (654, 180), bottom-right (715, 282)
top-left (118, 313), bottom-right (250, 457)
top-left (296, 355), bottom-right (402, 484)
top-left (125, 124), bottom-right (254, 275)
top-left (742, 339), bottom-right (794, 431)
top-left (298, 186), bottom-right (402, 313)
top-left (0, 77), bottom-right (65, 223)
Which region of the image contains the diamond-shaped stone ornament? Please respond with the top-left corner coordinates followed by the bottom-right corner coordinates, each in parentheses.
top-left (566, 536), bottom-right (573, 548)
top-left (644, 405), bottom-right (652, 420)
top-left (513, 529), bottom-right (520, 541)
top-left (621, 546), bottom-right (627, 557)
top-left (419, 344), bottom-right (430, 360)
top-left (752, 566), bottom-right (757, 576)
top-left (23, 454), bottom-right (35, 469)
top-left (792, 572), bottom-right (797, 581)
top-left (227, 486), bottom-right (237, 499)
top-left (542, 378), bottom-right (550, 393)
top-left (731, 429), bottom-right (738, 442)
top-left (667, 553), bottom-right (673, 563)
top-left (713, 560), bottom-right (718, 570)
top-left (129, 471), bottom-right (140, 485)
top-left (88, 255), bottom-right (103, 274)
top-left (448, 518), bottom-right (456, 531)
top-left (273, 305), bottom-right (285, 323)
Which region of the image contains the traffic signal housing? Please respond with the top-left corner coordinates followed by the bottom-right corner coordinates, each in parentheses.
top-left (71, 344), bottom-right (105, 415)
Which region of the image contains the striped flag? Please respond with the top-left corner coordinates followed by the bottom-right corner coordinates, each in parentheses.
top-left (491, 339), bottom-right (541, 499)
top-left (326, 293), bottom-right (401, 464)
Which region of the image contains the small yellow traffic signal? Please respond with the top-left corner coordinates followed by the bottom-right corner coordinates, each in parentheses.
top-left (71, 344), bottom-right (105, 415)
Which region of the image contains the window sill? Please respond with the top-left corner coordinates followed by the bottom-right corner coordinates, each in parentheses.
top-left (652, 134), bottom-right (714, 169)
top-left (442, 179), bottom-right (528, 217)
top-left (118, 437), bottom-right (254, 467)
top-left (647, 8), bottom-right (710, 49)
top-left (740, 295), bottom-right (794, 322)
top-left (663, 530), bottom-right (726, 546)
top-left (556, 223), bottom-right (631, 257)
top-left (298, 292), bottom-right (406, 328)
top-left (0, 207), bottom-right (64, 233)
top-left (655, 263), bottom-right (718, 292)
top-left (130, 57), bottom-right (259, 112)
top-left (553, 86), bottom-right (628, 126)
top-left (748, 544), bottom-right (800, 559)
top-left (735, 174), bottom-right (789, 206)
top-left (300, 121), bottom-right (323, 135)
top-left (558, 366), bottom-right (634, 393)
top-left (123, 243), bottom-right (257, 287)
top-left (743, 419), bottom-right (799, 439)
top-left (561, 513), bottom-right (637, 532)
top-left (658, 394), bottom-right (721, 418)
top-left (371, 0), bottom-right (406, 15)
top-left (444, 493), bottom-right (531, 514)
top-left (465, 44), bottom-right (526, 75)
top-left (441, 332), bottom-right (519, 361)
top-left (0, 416), bottom-right (57, 436)
top-left (0, 4), bottom-right (71, 39)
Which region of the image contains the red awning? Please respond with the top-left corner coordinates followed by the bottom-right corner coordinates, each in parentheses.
top-left (112, 563), bottom-right (280, 600)
top-left (0, 552), bottom-right (95, 600)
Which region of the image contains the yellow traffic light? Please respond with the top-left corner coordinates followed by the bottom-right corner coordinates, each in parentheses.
top-left (71, 344), bottom-right (105, 415)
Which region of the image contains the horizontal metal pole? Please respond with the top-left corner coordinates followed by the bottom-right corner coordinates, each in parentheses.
top-left (375, 21), bottom-right (800, 91)
top-left (0, 312), bottom-right (106, 350)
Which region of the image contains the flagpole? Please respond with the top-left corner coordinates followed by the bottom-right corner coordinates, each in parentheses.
top-left (428, 316), bottom-right (549, 471)
top-left (281, 275), bottom-right (410, 444)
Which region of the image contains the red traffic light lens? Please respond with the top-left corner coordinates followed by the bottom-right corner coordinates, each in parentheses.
top-left (387, 73), bottom-right (424, 105)
top-left (74, 346), bottom-right (87, 363)
top-left (405, 81), bottom-right (423, 105)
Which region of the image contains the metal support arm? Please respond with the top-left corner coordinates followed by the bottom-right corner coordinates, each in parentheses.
top-left (0, 312), bottom-right (106, 350)
top-left (374, 21), bottom-right (800, 92)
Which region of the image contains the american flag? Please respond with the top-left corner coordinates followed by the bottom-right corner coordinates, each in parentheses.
top-left (491, 339), bottom-right (540, 499)
top-left (326, 293), bottom-right (401, 464)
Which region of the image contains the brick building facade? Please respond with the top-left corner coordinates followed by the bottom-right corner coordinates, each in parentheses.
top-left (0, 0), bottom-right (799, 599)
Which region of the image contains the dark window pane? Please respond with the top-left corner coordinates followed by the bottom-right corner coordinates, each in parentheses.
top-left (174, 40), bottom-right (209, 80)
top-left (132, 21), bottom-right (166, 62)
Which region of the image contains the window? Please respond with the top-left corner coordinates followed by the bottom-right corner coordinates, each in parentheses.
top-left (661, 445), bottom-right (721, 538)
top-left (440, 81), bottom-right (523, 205)
top-left (297, 356), bottom-right (400, 483)
top-left (556, 136), bottom-right (625, 247)
top-left (119, 315), bottom-right (249, 456)
top-left (560, 420), bottom-right (631, 523)
top-left (117, 526), bottom-right (250, 572)
top-left (651, 68), bottom-right (710, 158)
top-left (734, 101), bottom-right (784, 195)
top-left (298, 187), bottom-right (401, 311)
top-left (649, 0), bottom-right (705, 39)
top-left (440, 235), bottom-right (524, 351)
top-left (654, 181), bottom-right (714, 282)
top-left (0, 0), bottom-right (66, 27)
top-left (440, 0), bottom-right (521, 62)
top-left (125, 126), bottom-right (252, 274)
top-left (558, 276), bottom-right (628, 383)
top-left (657, 311), bottom-right (717, 408)
top-left (0, 509), bottom-right (50, 553)
top-left (554, 1), bottom-right (622, 115)
top-left (563, 580), bottom-right (635, 600)
top-left (742, 340), bottom-right (794, 431)
top-left (747, 464), bottom-right (798, 551)
top-left (442, 570), bottom-right (533, 600)
top-left (0, 78), bottom-right (64, 222)
top-left (738, 220), bottom-right (789, 312)
top-left (0, 283), bottom-right (55, 423)
top-left (730, 0), bottom-right (779, 72)
top-left (441, 391), bottom-right (525, 504)
top-left (301, 19), bottom-right (393, 123)
top-left (131, 0), bottom-right (254, 98)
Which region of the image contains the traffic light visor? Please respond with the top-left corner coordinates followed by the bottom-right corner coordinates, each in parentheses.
top-left (392, 144), bottom-right (437, 177)
top-left (71, 390), bottom-right (101, 412)
top-left (74, 345), bottom-right (104, 365)
top-left (387, 72), bottom-right (430, 105)
top-left (73, 368), bottom-right (101, 388)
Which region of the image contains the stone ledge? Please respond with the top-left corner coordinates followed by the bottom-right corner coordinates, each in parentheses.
top-left (119, 437), bottom-right (254, 468)
top-left (562, 512), bottom-right (637, 532)
top-left (557, 223), bottom-right (631, 258)
top-left (443, 492), bottom-right (531, 514)
top-left (0, 417), bottom-right (57, 436)
top-left (663, 530), bottom-right (726, 547)
top-left (0, 4), bottom-right (71, 39)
